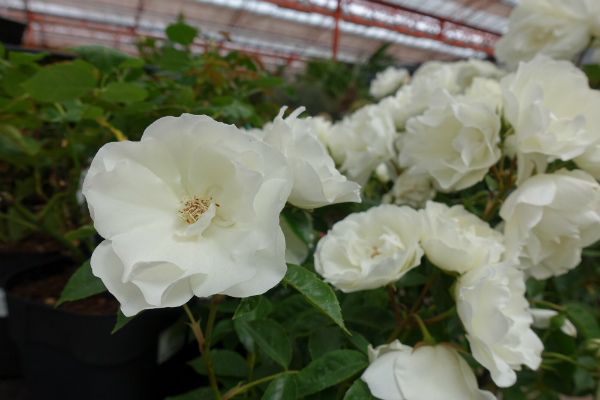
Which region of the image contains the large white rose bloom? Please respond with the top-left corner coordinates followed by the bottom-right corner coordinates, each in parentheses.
top-left (328, 104), bottom-right (398, 186)
top-left (456, 259), bottom-right (544, 387)
top-left (314, 204), bottom-right (423, 293)
top-left (399, 89), bottom-right (501, 192)
top-left (369, 66), bottom-right (409, 99)
top-left (495, 0), bottom-right (595, 69)
top-left (362, 340), bottom-right (495, 400)
top-left (500, 169), bottom-right (600, 279)
top-left (419, 201), bottom-right (504, 275)
top-left (262, 106), bottom-right (361, 209)
top-left (83, 114), bottom-right (294, 316)
top-left (501, 55), bottom-right (600, 185)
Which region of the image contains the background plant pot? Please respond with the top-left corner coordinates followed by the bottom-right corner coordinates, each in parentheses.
top-left (0, 248), bottom-right (65, 378)
top-left (6, 261), bottom-right (183, 400)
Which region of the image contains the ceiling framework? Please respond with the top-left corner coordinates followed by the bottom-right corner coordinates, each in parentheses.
top-left (0, 0), bottom-right (514, 72)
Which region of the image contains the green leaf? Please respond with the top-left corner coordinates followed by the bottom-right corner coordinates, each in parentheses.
top-left (67, 45), bottom-right (135, 74)
top-left (344, 379), bottom-right (376, 400)
top-left (0, 42), bottom-right (4, 59)
top-left (166, 22), bottom-right (198, 46)
top-left (296, 350), bottom-right (368, 397)
top-left (56, 260), bottom-right (107, 306)
top-left (22, 59), bottom-right (96, 102)
top-left (112, 309), bottom-right (137, 333)
top-left (283, 264), bottom-right (349, 335)
top-left (165, 387), bottom-right (214, 400)
top-left (64, 223), bottom-right (97, 241)
top-left (233, 295), bottom-right (262, 319)
top-left (2, 67), bottom-right (29, 97)
top-left (0, 124), bottom-right (40, 155)
top-left (309, 327), bottom-right (345, 360)
top-left (119, 57), bottom-right (145, 69)
top-left (243, 319), bottom-right (292, 368)
top-left (281, 208), bottom-right (314, 246)
top-left (233, 296), bottom-right (273, 352)
top-left (9, 51), bottom-right (48, 66)
top-left (188, 349), bottom-right (249, 378)
top-left (102, 82), bottom-right (148, 102)
top-left (262, 374), bottom-right (297, 400)
top-left (158, 48), bottom-right (192, 72)
top-left (347, 330), bottom-right (370, 355)
top-left (564, 303), bottom-right (600, 340)
top-left (249, 77), bottom-right (285, 88)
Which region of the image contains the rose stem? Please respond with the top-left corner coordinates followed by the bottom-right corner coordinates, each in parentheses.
top-left (204, 295), bottom-right (225, 400)
top-left (387, 285), bottom-right (403, 327)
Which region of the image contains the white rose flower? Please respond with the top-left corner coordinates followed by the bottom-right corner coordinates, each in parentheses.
top-left (382, 171), bottom-right (435, 210)
top-left (530, 308), bottom-right (577, 337)
top-left (399, 89), bottom-right (501, 192)
top-left (575, 142), bottom-right (600, 180)
top-left (495, 0), bottom-right (595, 69)
top-left (83, 114), bottom-right (294, 316)
top-left (262, 107), bottom-right (361, 209)
top-left (420, 201), bottom-right (505, 275)
top-left (311, 115), bottom-right (333, 147)
top-left (328, 104), bottom-right (399, 186)
top-left (501, 55), bottom-right (600, 185)
top-left (314, 204), bottom-right (423, 293)
top-left (456, 259), bottom-right (544, 387)
top-left (369, 66), bottom-right (409, 99)
top-left (500, 169), bottom-right (600, 279)
top-left (377, 85), bottom-right (413, 131)
top-left (362, 340), bottom-right (495, 400)
top-left (407, 59), bottom-right (503, 118)
top-left (465, 77), bottom-right (503, 112)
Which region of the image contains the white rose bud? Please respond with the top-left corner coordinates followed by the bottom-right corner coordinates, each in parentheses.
top-left (84, 114), bottom-right (294, 316)
top-left (530, 308), bottom-right (577, 338)
top-left (456, 260), bottom-right (544, 387)
top-left (369, 66), bottom-right (409, 99)
top-left (362, 340), bottom-right (495, 400)
top-left (314, 204), bottom-right (423, 292)
top-left (419, 201), bottom-right (505, 275)
top-left (500, 169), bottom-right (600, 279)
top-left (382, 171), bottom-right (435, 210)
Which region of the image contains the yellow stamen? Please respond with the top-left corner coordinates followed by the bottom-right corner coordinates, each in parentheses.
top-left (178, 195), bottom-right (218, 224)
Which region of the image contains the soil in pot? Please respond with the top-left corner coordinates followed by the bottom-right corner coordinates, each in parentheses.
top-left (6, 260), bottom-right (183, 400)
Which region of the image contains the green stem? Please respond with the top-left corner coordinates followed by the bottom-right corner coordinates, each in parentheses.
top-left (543, 352), bottom-right (595, 371)
top-left (222, 371), bottom-right (298, 400)
top-left (422, 306), bottom-right (456, 325)
top-left (0, 93), bottom-right (29, 114)
top-left (530, 300), bottom-right (564, 312)
top-left (387, 285), bottom-right (403, 327)
top-left (182, 303), bottom-right (205, 355)
top-left (204, 295), bottom-right (224, 400)
top-left (410, 272), bottom-right (437, 314)
top-left (412, 314), bottom-right (436, 344)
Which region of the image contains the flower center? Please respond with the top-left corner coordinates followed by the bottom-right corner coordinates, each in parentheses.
top-left (178, 195), bottom-right (219, 224)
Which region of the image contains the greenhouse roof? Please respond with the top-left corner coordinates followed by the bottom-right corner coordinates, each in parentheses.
top-left (0, 0), bottom-right (514, 71)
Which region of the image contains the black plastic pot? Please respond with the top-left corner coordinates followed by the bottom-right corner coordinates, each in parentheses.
top-left (0, 250), bottom-right (64, 378)
top-left (5, 261), bottom-right (183, 400)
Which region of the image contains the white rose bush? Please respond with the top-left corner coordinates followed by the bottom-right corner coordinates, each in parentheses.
top-left (60, 3), bottom-right (600, 400)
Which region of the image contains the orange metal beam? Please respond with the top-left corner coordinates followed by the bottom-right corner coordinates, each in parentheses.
top-left (256, 0), bottom-right (498, 54)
